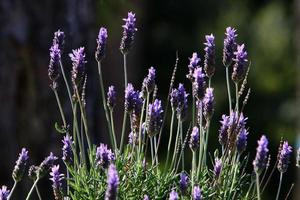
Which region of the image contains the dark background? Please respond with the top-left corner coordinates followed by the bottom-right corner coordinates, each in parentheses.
top-left (0, 0), bottom-right (299, 199)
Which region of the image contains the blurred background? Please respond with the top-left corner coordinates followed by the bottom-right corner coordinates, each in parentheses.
top-left (0, 0), bottom-right (299, 199)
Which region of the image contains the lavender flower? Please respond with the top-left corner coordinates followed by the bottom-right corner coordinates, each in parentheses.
top-left (12, 148), bottom-right (29, 182)
top-left (232, 44), bottom-right (248, 83)
top-left (143, 195), bottom-right (150, 200)
top-left (48, 44), bottom-right (61, 82)
top-left (96, 27), bottom-right (108, 61)
top-left (218, 114), bottom-right (230, 146)
top-left (142, 67), bottom-right (156, 93)
top-left (192, 185), bottom-right (202, 200)
top-left (53, 30), bottom-right (65, 53)
top-left (69, 47), bottom-right (87, 88)
top-left (189, 126), bottom-right (200, 151)
top-left (179, 172), bottom-right (189, 195)
top-left (0, 186), bottom-right (10, 200)
top-left (214, 158), bottom-right (222, 179)
top-left (253, 135), bottom-right (269, 173)
top-left (223, 27), bottom-right (237, 67)
top-left (49, 165), bottom-right (64, 200)
top-left (187, 52), bottom-right (201, 80)
top-left (204, 34), bottom-right (215, 78)
top-left (170, 84), bottom-right (189, 120)
top-left (193, 68), bottom-right (206, 100)
top-left (107, 85), bottom-right (117, 110)
top-left (120, 12), bottom-right (137, 54)
top-left (203, 88), bottom-right (214, 120)
top-left (62, 135), bottom-right (73, 163)
top-left (125, 83), bottom-right (143, 114)
top-left (236, 128), bottom-right (248, 154)
top-left (96, 143), bottom-right (115, 169)
top-left (169, 190), bottom-right (179, 200)
top-left (38, 152), bottom-right (58, 177)
top-left (146, 99), bottom-right (163, 136)
top-left (277, 141), bottom-right (292, 173)
top-left (105, 164), bottom-right (119, 200)
top-left (28, 165), bottom-right (38, 180)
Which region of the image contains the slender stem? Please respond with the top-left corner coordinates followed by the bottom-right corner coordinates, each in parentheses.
top-left (235, 83), bottom-right (239, 112)
top-left (180, 121), bottom-right (184, 170)
top-left (53, 88), bottom-right (67, 128)
top-left (203, 122), bottom-right (210, 167)
top-left (7, 181), bottom-right (17, 200)
top-left (209, 77), bottom-right (211, 88)
top-left (59, 60), bottom-right (73, 110)
top-left (73, 103), bottom-right (84, 164)
top-left (275, 172), bottom-right (283, 200)
top-left (245, 181), bottom-right (254, 199)
top-left (226, 67), bottom-right (232, 112)
top-left (35, 185), bottom-right (42, 200)
top-left (197, 102), bottom-right (203, 177)
top-left (192, 96), bottom-right (195, 126)
top-left (120, 112), bottom-right (127, 153)
top-left (154, 135), bottom-right (158, 165)
top-left (192, 151), bottom-right (196, 188)
top-left (110, 110), bottom-right (117, 154)
top-left (97, 61), bottom-right (114, 149)
top-left (123, 54), bottom-right (128, 87)
top-left (138, 100), bottom-right (146, 161)
top-left (67, 170), bottom-right (70, 196)
top-left (80, 116), bottom-right (86, 164)
top-left (26, 178), bottom-right (40, 200)
top-left (150, 137), bottom-right (154, 165)
top-left (170, 119), bottom-right (181, 170)
top-left (165, 110), bottom-right (175, 172)
top-left (255, 172), bottom-right (261, 200)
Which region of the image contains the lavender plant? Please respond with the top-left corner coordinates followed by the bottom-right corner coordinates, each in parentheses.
top-left (0, 11), bottom-right (298, 200)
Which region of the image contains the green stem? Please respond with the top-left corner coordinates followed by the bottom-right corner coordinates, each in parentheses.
top-left (170, 119), bottom-right (181, 170)
top-left (256, 172), bottom-right (261, 200)
top-left (73, 103), bottom-right (85, 164)
top-left (35, 185), bottom-right (42, 200)
top-left (235, 83), bottom-right (239, 112)
top-left (209, 77), bottom-right (211, 88)
top-left (165, 110), bottom-right (175, 172)
top-left (154, 135), bottom-right (158, 165)
top-left (53, 88), bottom-right (67, 128)
top-left (192, 96), bottom-right (195, 126)
top-left (110, 110), bottom-right (117, 154)
top-left (123, 54), bottom-right (128, 88)
top-left (7, 181), bottom-right (17, 200)
top-left (203, 122), bottom-right (210, 167)
top-left (197, 102), bottom-right (203, 177)
top-left (138, 99), bottom-right (146, 161)
top-left (275, 172), bottom-right (283, 200)
top-left (97, 61), bottom-right (114, 150)
top-left (26, 178), bottom-right (40, 200)
top-left (192, 151), bottom-right (196, 194)
top-left (59, 60), bottom-right (73, 110)
top-left (180, 121), bottom-right (184, 170)
top-left (120, 112), bottom-right (127, 153)
top-left (150, 137), bottom-right (154, 165)
top-left (226, 67), bottom-right (232, 112)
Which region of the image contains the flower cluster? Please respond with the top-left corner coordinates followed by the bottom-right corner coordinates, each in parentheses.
top-left (96, 27), bottom-right (108, 61)
top-left (120, 12), bottom-right (137, 54)
top-left (12, 148), bottom-right (29, 182)
top-left (96, 143), bottom-right (115, 169)
top-left (147, 99), bottom-right (163, 136)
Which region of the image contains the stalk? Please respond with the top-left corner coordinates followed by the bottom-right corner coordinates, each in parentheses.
top-left (165, 109), bottom-right (175, 172)
top-left (138, 99), bottom-right (146, 161)
top-left (120, 112), bottom-right (127, 153)
top-left (192, 96), bottom-right (195, 126)
top-left (150, 137), bottom-right (154, 165)
top-left (235, 83), bottom-right (239, 112)
top-left (123, 54), bottom-right (128, 88)
top-left (180, 121), bottom-right (184, 170)
top-left (170, 119), bottom-right (181, 170)
top-left (59, 60), bottom-right (73, 110)
top-left (225, 67), bottom-right (232, 112)
top-left (26, 177), bottom-right (40, 200)
top-left (197, 103), bottom-right (203, 177)
top-left (110, 110), bottom-right (117, 154)
top-left (53, 88), bottom-right (67, 128)
top-left (154, 135), bottom-right (158, 165)
top-left (203, 122), bottom-right (210, 166)
top-left (255, 172), bottom-right (261, 200)
top-left (275, 172), bottom-right (283, 200)
top-left (35, 185), bottom-right (42, 200)
top-left (192, 151), bottom-right (196, 195)
top-left (97, 61), bottom-right (114, 150)
top-left (7, 181), bottom-right (17, 200)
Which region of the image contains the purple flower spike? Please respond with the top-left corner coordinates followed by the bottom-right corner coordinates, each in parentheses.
top-left (236, 128), bottom-right (248, 154)
top-left (62, 135), bottom-right (73, 163)
top-left (253, 135), bottom-right (269, 173)
top-left (143, 195), bottom-right (150, 200)
top-left (169, 190), bottom-right (179, 200)
top-left (278, 141), bottom-right (292, 173)
top-left (39, 152), bottom-right (58, 177)
top-left (147, 99), bottom-right (163, 136)
top-left (214, 158), bottom-right (222, 179)
top-left (232, 44), bottom-right (248, 83)
top-left (125, 83), bottom-right (143, 114)
top-left (105, 164), bottom-right (119, 200)
top-left (53, 30), bottom-right (65, 53)
top-left (12, 148), bottom-right (29, 182)
top-left (223, 27), bottom-right (237, 67)
top-left (96, 27), bottom-right (108, 61)
top-left (49, 165), bottom-right (64, 200)
top-left (219, 114), bottom-right (230, 146)
top-left (179, 172), bottom-right (189, 195)
top-left (48, 44), bottom-right (61, 82)
top-left (204, 34), bottom-right (216, 78)
top-left (142, 67), bottom-right (156, 93)
top-left (189, 126), bottom-right (200, 151)
top-left (107, 85), bottom-right (117, 110)
top-left (192, 185), bottom-right (202, 200)
top-left (96, 143), bottom-right (115, 169)
top-left (203, 88), bottom-right (214, 120)
top-left (69, 47), bottom-right (87, 88)
top-left (171, 84), bottom-right (189, 120)
top-left (0, 186), bottom-right (10, 200)
top-left (120, 12), bottom-right (137, 54)
top-left (187, 52), bottom-right (201, 80)
top-left (193, 68), bottom-right (206, 100)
